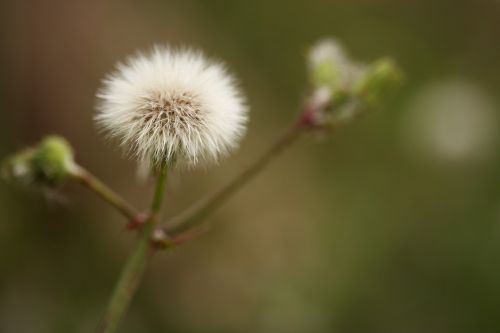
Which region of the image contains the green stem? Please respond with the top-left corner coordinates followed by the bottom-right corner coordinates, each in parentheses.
top-left (98, 164), bottom-right (169, 333)
top-left (151, 165), bottom-right (169, 214)
top-left (72, 165), bottom-right (139, 220)
top-left (164, 122), bottom-right (303, 236)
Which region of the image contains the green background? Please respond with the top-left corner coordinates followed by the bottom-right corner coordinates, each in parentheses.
top-left (1, 0), bottom-right (500, 332)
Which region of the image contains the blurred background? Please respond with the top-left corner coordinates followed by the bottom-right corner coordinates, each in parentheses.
top-left (2, 0), bottom-right (500, 332)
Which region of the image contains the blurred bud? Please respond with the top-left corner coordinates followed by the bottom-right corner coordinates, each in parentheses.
top-left (308, 39), bottom-right (346, 91)
top-left (353, 57), bottom-right (403, 107)
top-left (307, 38), bottom-right (365, 103)
top-left (2, 136), bottom-right (77, 188)
top-left (1, 148), bottom-right (37, 186)
top-left (32, 136), bottom-right (77, 186)
top-left (304, 38), bottom-right (404, 130)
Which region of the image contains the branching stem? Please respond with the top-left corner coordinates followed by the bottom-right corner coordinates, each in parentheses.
top-left (86, 117), bottom-right (309, 332)
top-left (72, 166), bottom-right (139, 221)
top-left (97, 164), bottom-right (169, 333)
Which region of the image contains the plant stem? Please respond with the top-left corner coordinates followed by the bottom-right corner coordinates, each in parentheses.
top-left (98, 164), bottom-right (169, 333)
top-left (72, 165), bottom-right (139, 220)
top-left (164, 122), bottom-right (304, 236)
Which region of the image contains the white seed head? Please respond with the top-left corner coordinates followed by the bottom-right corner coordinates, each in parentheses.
top-left (95, 45), bottom-right (248, 169)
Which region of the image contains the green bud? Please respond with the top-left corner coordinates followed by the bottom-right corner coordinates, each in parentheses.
top-left (308, 39), bottom-right (348, 93)
top-left (310, 60), bottom-right (343, 91)
top-left (2, 136), bottom-right (77, 190)
top-left (353, 57), bottom-right (403, 107)
top-left (32, 136), bottom-right (76, 186)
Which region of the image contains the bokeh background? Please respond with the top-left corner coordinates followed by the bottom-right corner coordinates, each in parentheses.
top-left (2, 0), bottom-right (500, 332)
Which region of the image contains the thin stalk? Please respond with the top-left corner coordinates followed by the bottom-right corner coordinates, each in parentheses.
top-left (72, 165), bottom-right (139, 220)
top-left (164, 122), bottom-right (304, 236)
top-left (98, 164), bottom-right (169, 333)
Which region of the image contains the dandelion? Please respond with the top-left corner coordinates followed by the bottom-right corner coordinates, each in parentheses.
top-left (95, 46), bottom-right (248, 170)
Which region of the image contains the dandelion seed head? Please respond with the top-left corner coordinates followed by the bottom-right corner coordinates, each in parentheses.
top-left (95, 45), bottom-right (248, 170)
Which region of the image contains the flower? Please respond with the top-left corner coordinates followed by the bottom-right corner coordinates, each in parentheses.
top-left (95, 45), bottom-right (248, 170)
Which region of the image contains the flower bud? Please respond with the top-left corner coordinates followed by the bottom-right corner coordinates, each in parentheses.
top-left (309, 55), bottom-right (343, 91)
top-left (32, 136), bottom-right (76, 186)
top-left (353, 57), bottom-right (403, 107)
top-left (2, 136), bottom-right (77, 188)
top-left (302, 39), bottom-right (403, 131)
top-left (307, 39), bottom-right (349, 96)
